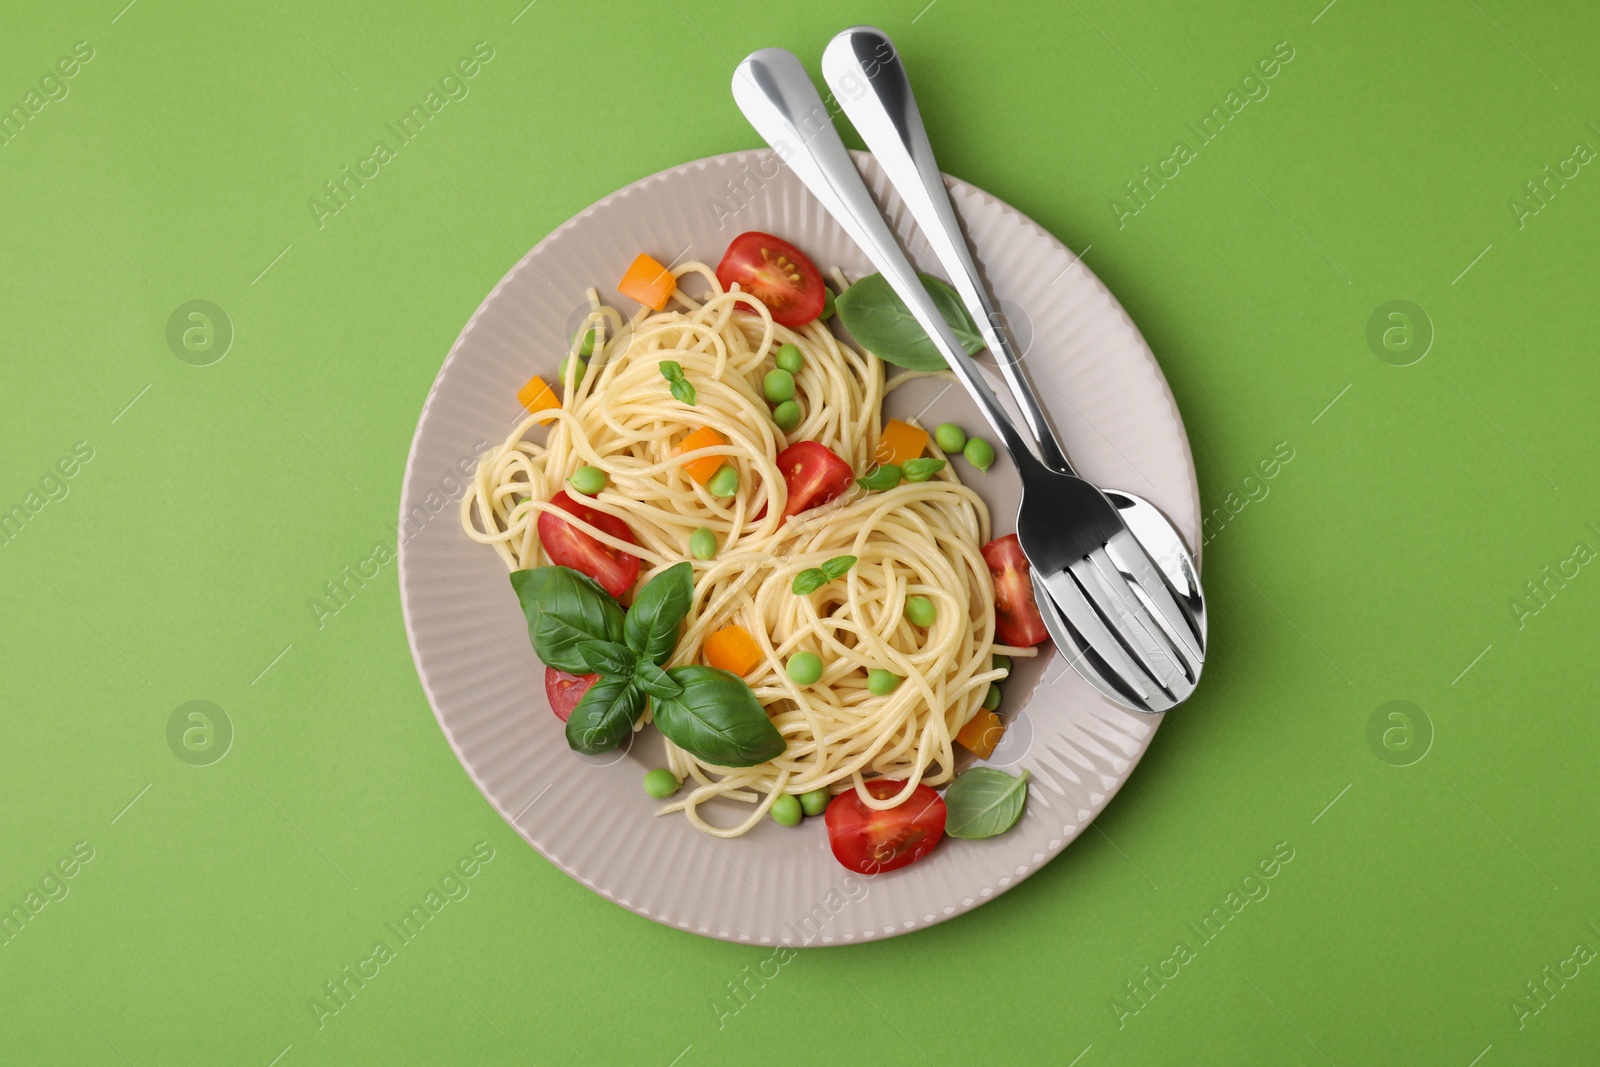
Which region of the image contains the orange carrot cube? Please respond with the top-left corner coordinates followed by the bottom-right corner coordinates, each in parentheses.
top-left (956, 708), bottom-right (1005, 759)
top-left (704, 625), bottom-right (763, 676)
top-left (619, 253), bottom-right (677, 311)
top-left (875, 418), bottom-right (929, 467)
top-left (673, 427), bottom-right (728, 486)
top-left (517, 374), bottom-right (560, 422)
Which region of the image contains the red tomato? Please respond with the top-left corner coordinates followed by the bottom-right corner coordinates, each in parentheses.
top-left (537, 490), bottom-right (641, 598)
top-left (715, 232), bottom-right (827, 327)
top-left (981, 534), bottom-right (1049, 647)
top-left (544, 666), bottom-right (597, 722)
top-left (775, 441), bottom-right (853, 519)
top-left (825, 780), bottom-right (947, 874)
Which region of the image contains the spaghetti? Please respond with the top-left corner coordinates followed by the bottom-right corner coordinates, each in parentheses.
top-left (462, 262), bottom-right (1031, 837)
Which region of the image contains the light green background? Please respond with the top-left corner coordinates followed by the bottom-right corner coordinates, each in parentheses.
top-left (3, 0), bottom-right (1597, 1063)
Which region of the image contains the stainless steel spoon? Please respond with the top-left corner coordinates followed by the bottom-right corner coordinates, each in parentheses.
top-left (733, 49), bottom-right (1205, 713)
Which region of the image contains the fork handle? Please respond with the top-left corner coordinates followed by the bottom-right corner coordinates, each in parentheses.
top-left (822, 27), bottom-right (1075, 476)
top-left (731, 49), bottom-right (1039, 471)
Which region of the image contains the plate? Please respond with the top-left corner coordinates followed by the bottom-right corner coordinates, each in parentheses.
top-left (398, 150), bottom-right (1199, 945)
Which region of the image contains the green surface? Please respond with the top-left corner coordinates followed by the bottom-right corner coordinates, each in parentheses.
top-left (3, 1), bottom-right (1597, 1063)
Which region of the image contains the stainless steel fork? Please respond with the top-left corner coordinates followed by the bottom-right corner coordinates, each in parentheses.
top-left (821, 26), bottom-right (1208, 714)
top-left (733, 47), bottom-right (1206, 712)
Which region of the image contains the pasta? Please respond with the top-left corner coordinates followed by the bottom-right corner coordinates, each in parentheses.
top-left (462, 262), bottom-right (1033, 837)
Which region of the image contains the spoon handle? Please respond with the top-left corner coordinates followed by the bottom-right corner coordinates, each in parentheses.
top-left (822, 26), bottom-right (1074, 476)
top-left (731, 48), bottom-right (1038, 469)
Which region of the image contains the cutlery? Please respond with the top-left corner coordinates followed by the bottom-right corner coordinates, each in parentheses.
top-left (820, 26), bottom-right (1206, 711)
top-left (732, 48), bottom-right (1205, 712)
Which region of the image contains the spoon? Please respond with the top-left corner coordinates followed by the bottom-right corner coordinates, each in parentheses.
top-left (733, 49), bottom-right (1205, 712)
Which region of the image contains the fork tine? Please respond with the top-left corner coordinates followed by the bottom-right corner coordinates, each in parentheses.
top-left (1105, 529), bottom-right (1205, 665)
top-left (1072, 555), bottom-right (1185, 694)
top-left (1034, 572), bottom-right (1162, 712)
top-left (1038, 569), bottom-right (1153, 702)
top-left (1082, 548), bottom-right (1195, 687)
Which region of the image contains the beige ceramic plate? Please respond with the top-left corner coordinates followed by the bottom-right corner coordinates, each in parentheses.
top-left (399, 150), bottom-right (1198, 945)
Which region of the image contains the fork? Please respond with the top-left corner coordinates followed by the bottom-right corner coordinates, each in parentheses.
top-left (820, 26), bottom-right (1208, 713)
top-left (732, 47), bottom-right (1206, 712)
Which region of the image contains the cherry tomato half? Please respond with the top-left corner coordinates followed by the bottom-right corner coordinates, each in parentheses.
top-left (544, 666), bottom-right (598, 722)
top-left (537, 490), bottom-right (641, 598)
top-left (825, 780), bottom-right (947, 874)
top-left (981, 533), bottom-right (1049, 647)
top-left (775, 441), bottom-right (853, 519)
top-left (715, 232), bottom-right (827, 328)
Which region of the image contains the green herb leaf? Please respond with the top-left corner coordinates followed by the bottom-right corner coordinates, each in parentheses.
top-left (834, 273), bottom-right (986, 371)
top-left (652, 666), bottom-right (786, 767)
top-left (901, 457), bottom-right (948, 483)
top-left (572, 639), bottom-right (636, 677)
top-left (509, 564), bottom-right (555, 610)
top-left (633, 659), bottom-right (684, 700)
top-left (791, 568), bottom-right (827, 595)
top-left (792, 556), bottom-right (858, 595)
top-left (856, 464), bottom-right (902, 492)
top-left (510, 566), bottom-right (625, 673)
top-left (943, 768), bottom-right (1030, 840)
top-left (820, 555), bottom-right (858, 581)
top-left (623, 561), bottom-right (694, 665)
top-left (670, 378), bottom-right (697, 407)
top-left (659, 360), bottom-right (684, 382)
top-left (565, 675), bottom-right (646, 755)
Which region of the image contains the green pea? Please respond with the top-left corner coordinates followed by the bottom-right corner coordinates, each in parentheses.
top-left (690, 527), bottom-right (717, 560)
top-left (786, 651), bottom-right (824, 685)
top-left (992, 653), bottom-right (1012, 676)
top-left (569, 466), bottom-right (607, 495)
top-left (983, 683), bottom-right (1002, 711)
top-left (772, 400), bottom-right (802, 431)
top-left (771, 793), bottom-right (803, 827)
top-left (572, 328), bottom-right (596, 358)
top-left (820, 288), bottom-right (836, 320)
top-left (867, 669), bottom-right (902, 696)
top-left (707, 464), bottom-right (740, 499)
top-left (643, 768), bottom-right (679, 799)
top-left (763, 368), bottom-right (796, 403)
top-left (799, 789), bottom-right (830, 817)
top-left (963, 437), bottom-right (996, 472)
top-left (905, 595), bottom-right (937, 627)
top-left (934, 422), bottom-right (967, 454)
top-left (558, 355), bottom-right (586, 387)
top-left (776, 343), bottom-right (804, 374)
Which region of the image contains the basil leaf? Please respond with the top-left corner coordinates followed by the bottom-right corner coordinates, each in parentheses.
top-left (659, 360), bottom-right (684, 382)
top-left (624, 561), bottom-right (694, 665)
top-left (791, 568), bottom-right (827, 595)
top-left (834, 273), bottom-right (986, 371)
top-left (511, 565), bottom-right (625, 673)
top-left (633, 659), bottom-right (684, 700)
top-left (820, 555), bottom-right (858, 581)
top-left (856, 464), bottom-right (902, 492)
top-left (943, 768), bottom-right (1030, 840)
top-left (565, 675), bottom-right (646, 755)
top-left (509, 565), bottom-right (555, 617)
top-left (901, 458), bottom-right (948, 483)
top-left (573, 639), bottom-right (636, 677)
top-left (653, 666), bottom-right (785, 767)
top-left (670, 378), bottom-right (697, 407)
